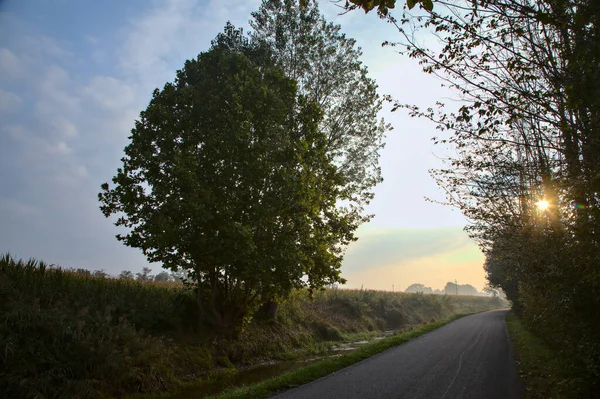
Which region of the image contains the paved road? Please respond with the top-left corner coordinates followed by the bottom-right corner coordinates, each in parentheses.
top-left (275, 309), bottom-right (520, 399)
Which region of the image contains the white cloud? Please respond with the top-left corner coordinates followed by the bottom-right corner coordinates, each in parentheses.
top-left (55, 164), bottom-right (89, 186)
top-left (83, 76), bottom-right (135, 110)
top-left (4, 124), bottom-right (72, 158)
top-left (46, 141), bottom-right (72, 156)
top-left (36, 66), bottom-right (80, 116)
top-left (0, 89), bottom-right (22, 113)
top-left (1, 1), bottom-right (268, 274)
top-left (91, 49), bottom-right (107, 63)
top-left (0, 47), bottom-right (20, 79)
top-left (3, 124), bottom-right (28, 140)
top-left (21, 35), bottom-right (74, 60)
top-left (118, 0), bottom-right (260, 88)
top-left (49, 118), bottom-right (78, 140)
top-left (85, 35), bottom-right (99, 45)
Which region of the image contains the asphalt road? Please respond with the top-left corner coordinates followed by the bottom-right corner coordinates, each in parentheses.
top-left (275, 309), bottom-right (520, 399)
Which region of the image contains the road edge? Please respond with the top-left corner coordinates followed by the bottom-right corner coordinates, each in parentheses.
top-left (209, 313), bottom-right (475, 399)
top-left (505, 311), bottom-right (588, 398)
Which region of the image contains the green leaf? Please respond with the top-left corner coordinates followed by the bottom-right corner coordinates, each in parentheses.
top-left (421, 0), bottom-right (433, 11)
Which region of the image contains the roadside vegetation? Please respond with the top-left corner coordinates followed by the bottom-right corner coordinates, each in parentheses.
top-left (344, 0), bottom-right (600, 392)
top-left (506, 312), bottom-right (590, 398)
top-left (210, 314), bottom-right (468, 399)
top-left (0, 254), bottom-right (505, 398)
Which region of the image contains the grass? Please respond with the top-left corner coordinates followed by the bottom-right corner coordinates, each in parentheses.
top-left (0, 253), bottom-right (507, 398)
top-left (208, 314), bottom-right (469, 399)
top-left (505, 311), bottom-right (589, 398)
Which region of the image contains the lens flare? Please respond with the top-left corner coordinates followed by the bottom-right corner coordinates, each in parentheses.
top-left (571, 201), bottom-right (586, 209)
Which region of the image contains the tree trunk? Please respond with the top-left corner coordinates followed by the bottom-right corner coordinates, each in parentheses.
top-left (259, 299), bottom-right (279, 321)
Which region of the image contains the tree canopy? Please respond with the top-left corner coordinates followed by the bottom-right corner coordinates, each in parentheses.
top-left (99, 31), bottom-right (357, 335)
top-left (252, 0), bottom-right (388, 224)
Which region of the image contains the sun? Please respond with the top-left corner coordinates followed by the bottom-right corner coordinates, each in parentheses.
top-left (535, 200), bottom-right (549, 211)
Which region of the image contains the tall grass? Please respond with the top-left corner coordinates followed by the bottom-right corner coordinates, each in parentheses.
top-left (1, 254), bottom-right (198, 333)
top-left (0, 254), bottom-right (203, 398)
top-left (0, 254), bottom-right (505, 398)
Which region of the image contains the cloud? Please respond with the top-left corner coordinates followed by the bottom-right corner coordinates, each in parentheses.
top-left (36, 66), bottom-right (80, 117)
top-left (48, 118), bottom-right (78, 140)
top-left (0, 198), bottom-right (38, 217)
top-left (55, 164), bottom-right (89, 186)
top-left (3, 124), bottom-right (28, 140)
top-left (343, 226), bottom-right (474, 272)
top-left (0, 0), bottom-right (263, 276)
top-left (4, 124), bottom-right (72, 158)
top-left (1, 60), bottom-right (81, 164)
top-left (21, 35), bottom-right (74, 59)
top-left (0, 89), bottom-right (22, 113)
top-left (118, 0), bottom-right (260, 87)
top-left (341, 226), bottom-right (486, 290)
top-left (0, 0), bottom-right (473, 282)
top-left (345, 246), bottom-right (486, 292)
top-left (45, 140), bottom-right (72, 156)
top-left (83, 76), bottom-right (135, 110)
top-left (0, 47), bottom-right (20, 79)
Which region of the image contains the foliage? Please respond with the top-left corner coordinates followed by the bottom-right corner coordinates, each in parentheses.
top-left (154, 271), bottom-right (171, 282)
top-left (349, 0), bottom-right (600, 390)
top-left (75, 268), bottom-right (91, 276)
top-left (339, 0), bottom-right (433, 15)
top-left (212, 314), bottom-right (468, 399)
top-left (120, 270), bottom-right (135, 280)
top-left (0, 254), bottom-right (200, 398)
top-left (0, 253), bottom-right (504, 398)
top-left (170, 267), bottom-right (190, 283)
top-left (251, 0), bottom-right (388, 220)
top-left (136, 266), bottom-right (154, 282)
top-left (404, 283), bottom-right (433, 294)
top-left (404, 282), bottom-right (483, 295)
top-left (506, 312), bottom-right (589, 398)
top-left (99, 29), bottom-right (357, 335)
top-left (92, 269), bottom-right (109, 278)
top-left (442, 282), bottom-right (478, 296)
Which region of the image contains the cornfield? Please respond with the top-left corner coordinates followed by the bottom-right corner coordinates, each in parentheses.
top-left (0, 253), bottom-right (505, 398)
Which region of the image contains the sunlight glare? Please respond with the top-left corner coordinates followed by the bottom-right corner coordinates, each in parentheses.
top-left (535, 200), bottom-right (549, 211)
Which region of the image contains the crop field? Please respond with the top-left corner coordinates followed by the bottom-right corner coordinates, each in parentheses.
top-left (0, 254), bottom-right (506, 398)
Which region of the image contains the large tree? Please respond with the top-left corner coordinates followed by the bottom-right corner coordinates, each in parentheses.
top-left (99, 32), bottom-right (356, 335)
top-left (251, 0), bottom-right (388, 221)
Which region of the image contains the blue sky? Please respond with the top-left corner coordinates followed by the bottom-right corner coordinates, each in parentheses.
top-left (0, 0), bottom-right (486, 291)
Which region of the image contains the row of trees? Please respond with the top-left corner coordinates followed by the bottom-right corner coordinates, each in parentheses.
top-left (348, 0), bottom-right (600, 391)
top-left (74, 266), bottom-right (188, 282)
top-left (404, 282), bottom-right (481, 296)
top-left (117, 267), bottom-right (183, 282)
top-left (99, 0), bottom-right (387, 336)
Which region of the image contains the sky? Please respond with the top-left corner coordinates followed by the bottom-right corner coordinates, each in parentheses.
top-left (0, 0), bottom-right (487, 292)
